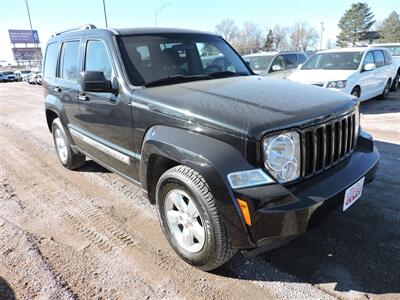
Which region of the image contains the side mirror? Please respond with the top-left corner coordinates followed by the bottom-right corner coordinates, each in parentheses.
top-left (271, 64), bottom-right (282, 72)
top-left (80, 71), bottom-right (114, 93)
top-left (363, 63), bottom-right (376, 72)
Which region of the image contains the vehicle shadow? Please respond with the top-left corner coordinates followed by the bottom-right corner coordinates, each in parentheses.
top-left (77, 160), bottom-right (111, 173)
top-left (360, 90), bottom-right (400, 115)
top-left (215, 140), bottom-right (400, 296)
top-left (0, 277), bottom-right (16, 300)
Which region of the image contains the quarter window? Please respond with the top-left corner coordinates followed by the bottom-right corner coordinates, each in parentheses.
top-left (85, 40), bottom-right (112, 80)
top-left (59, 41), bottom-right (80, 82)
top-left (372, 50), bottom-right (385, 68)
top-left (43, 43), bottom-right (59, 81)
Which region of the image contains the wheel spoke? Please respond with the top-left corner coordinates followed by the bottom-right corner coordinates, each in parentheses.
top-left (166, 210), bottom-right (181, 225)
top-left (182, 227), bottom-right (193, 248)
top-left (187, 200), bottom-right (198, 217)
top-left (171, 192), bottom-right (187, 211)
top-left (191, 222), bottom-right (205, 245)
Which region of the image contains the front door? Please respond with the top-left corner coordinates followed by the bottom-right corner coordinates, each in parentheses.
top-left (72, 39), bottom-right (137, 179)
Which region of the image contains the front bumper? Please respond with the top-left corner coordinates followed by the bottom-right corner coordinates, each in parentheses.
top-left (234, 130), bottom-right (379, 249)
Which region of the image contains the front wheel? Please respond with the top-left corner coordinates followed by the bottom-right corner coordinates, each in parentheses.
top-left (156, 165), bottom-right (236, 271)
top-left (381, 79), bottom-right (391, 100)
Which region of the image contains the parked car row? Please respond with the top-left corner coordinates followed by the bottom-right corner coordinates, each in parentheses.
top-left (243, 43), bottom-right (400, 101)
top-left (0, 69), bottom-right (42, 85)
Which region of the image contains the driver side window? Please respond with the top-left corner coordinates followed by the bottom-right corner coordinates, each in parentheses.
top-left (363, 52), bottom-right (374, 67)
top-left (85, 40), bottom-right (112, 80)
top-left (270, 55), bottom-right (285, 72)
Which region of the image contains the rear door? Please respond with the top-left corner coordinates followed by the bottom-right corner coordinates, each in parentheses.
top-left (359, 51), bottom-right (376, 98)
top-left (72, 38), bottom-right (137, 179)
top-left (372, 50), bottom-right (386, 94)
top-left (54, 39), bottom-right (82, 125)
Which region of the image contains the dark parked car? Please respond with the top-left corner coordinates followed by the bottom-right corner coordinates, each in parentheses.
top-left (43, 25), bottom-right (379, 271)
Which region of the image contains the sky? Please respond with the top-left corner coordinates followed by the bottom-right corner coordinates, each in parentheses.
top-left (0, 0), bottom-right (397, 62)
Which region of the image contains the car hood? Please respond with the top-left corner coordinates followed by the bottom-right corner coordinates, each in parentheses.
top-left (133, 76), bottom-right (357, 140)
top-left (288, 69), bottom-right (355, 84)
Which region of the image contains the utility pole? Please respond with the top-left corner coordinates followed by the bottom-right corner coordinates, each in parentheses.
top-left (24, 0), bottom-right (40, 68)
top-left (102, 0), bottom-right (108, 27)
top-left (320, 22), bottom-right (324, 50)
top-left (154, 3), bottom-right (171, 27)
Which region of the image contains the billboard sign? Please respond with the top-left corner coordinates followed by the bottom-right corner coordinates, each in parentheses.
top-left (12, 47), bottom-right (43, 61)
top-left (9, 29), bottom-right (40, 44)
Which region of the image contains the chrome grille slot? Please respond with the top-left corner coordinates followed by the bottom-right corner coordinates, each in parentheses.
top-left (301, 111), bottom-right (357, 178)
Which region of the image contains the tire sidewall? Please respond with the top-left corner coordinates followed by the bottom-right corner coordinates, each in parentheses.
top-left (156, 174), bottom-right (216, 267)
top-left (52, 118), bottom-right (73, 167)
top-left (382, 80), bottom-right (391, 100)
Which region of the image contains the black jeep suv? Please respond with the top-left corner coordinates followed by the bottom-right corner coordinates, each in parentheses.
top-left (43, 24), bottom-right (379, 271)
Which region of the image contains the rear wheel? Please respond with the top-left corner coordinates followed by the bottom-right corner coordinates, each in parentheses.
top-left (381, 79), bottom-right (391, 100)
top-left (52, 118), bottom-right (86, 169)
top-left (156, 165), bottom-right (236, 271)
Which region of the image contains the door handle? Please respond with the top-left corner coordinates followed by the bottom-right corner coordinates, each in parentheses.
top-left (53, 86), bottom-right (61, 92)
top-left (78, 94), bottom-right (89, 101)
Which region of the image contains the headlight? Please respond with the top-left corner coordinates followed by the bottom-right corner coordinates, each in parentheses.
top-left (263, 131), bottom-right (301, 183)
top-left (327, 80), bottom-right (347, 88)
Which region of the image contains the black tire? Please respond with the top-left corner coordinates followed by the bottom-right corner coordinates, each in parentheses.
top-left (390, 73), bottom-right (399, 91)
top-left (156, 165), bottom-right (236, 271)
top-left (52, 118), bottom-right (86, 170)
top-left (351, 86), bottom-right (361, 98)
top-left (381, 79), bottom-right (391, 100)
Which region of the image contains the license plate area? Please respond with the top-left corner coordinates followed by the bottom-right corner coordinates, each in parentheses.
top-left (343, 177), bottom-right (365, 211)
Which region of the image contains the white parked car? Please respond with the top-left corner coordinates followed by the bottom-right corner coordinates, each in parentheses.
top-left (15, 70), bottom-right (32, 81)
top-left (243, 51), bottom-right (308, 79)
top-left (369, 43), bottom-right (400, 91)
top-left (28, 72), bottom-right (42, 85)
top-left (288, 47), bottom-right (396, 101)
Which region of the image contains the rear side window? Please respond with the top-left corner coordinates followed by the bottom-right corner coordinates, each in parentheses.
top-left (283, 54), bottom-right (297, 69)
top-left (383, 50), bottom-right (393, 65)
top-left (43, 43), bottom-right (59, 81)
top-left (59, 41), bottom-right (80, 82)
top-left (372, 50), bottom-right (385, 68)
top-left (85, 40), bottom-right (112, 80)
top-left (298, 54), bottom-right (307, 64)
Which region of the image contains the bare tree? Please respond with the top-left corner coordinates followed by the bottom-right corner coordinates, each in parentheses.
top-left (289, 22), bottom-right (319, 51)
top-left (272, 25), bottom-right (289, 51)
top-left (232, 22), bottom-right (263, 54)
top-left (215, 19), bottom-right (238, 44)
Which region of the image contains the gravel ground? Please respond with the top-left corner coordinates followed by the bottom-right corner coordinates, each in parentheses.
top-left (0, 82), bottom-right (399, 300)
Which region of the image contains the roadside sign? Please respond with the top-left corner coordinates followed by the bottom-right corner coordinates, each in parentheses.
top-left (12, 47), bottom-right (43, 61)
top-left (9, 29), bottom-right (40, 44)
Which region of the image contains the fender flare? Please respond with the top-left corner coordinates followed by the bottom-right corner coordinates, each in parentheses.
top-left (140, 125), bottom-right (256, 248)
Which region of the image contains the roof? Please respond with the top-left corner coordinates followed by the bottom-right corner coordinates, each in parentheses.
top-left (317, 47), bottom-right (368, 53)
top-left (114, 27), bottom-right (217, 36)
top-left (243, 51), bottom-right (304, 57)
top-left (369, 43), bottom-right (400, 47)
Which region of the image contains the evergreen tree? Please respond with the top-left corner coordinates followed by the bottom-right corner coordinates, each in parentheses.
top-left (380, 11), bottom-right (400, 43)
top-left (263, 30), bottom-right (274, 51)
top-left (336, 2), bottom-right (375, 47)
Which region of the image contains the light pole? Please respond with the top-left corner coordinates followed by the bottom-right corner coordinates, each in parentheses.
top-left (102, 0), bottom-right (108, 28)
top-left (154, 3), bottom-right (171, 27)
top-left (320, 22), bottom-right (324, 50)
top-left (24, 0), bottom-right (40, 68)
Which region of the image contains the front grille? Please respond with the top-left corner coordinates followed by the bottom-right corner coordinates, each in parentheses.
top-left (301, 111), bottom-right (357, 179)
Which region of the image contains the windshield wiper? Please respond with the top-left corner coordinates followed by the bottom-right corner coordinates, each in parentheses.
top-left (208, 71), bottom-right (249, 78)
top-left (144, 74), bottom-right (212, 87)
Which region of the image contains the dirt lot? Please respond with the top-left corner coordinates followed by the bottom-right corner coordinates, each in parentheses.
top-left (0, 82), bottom-right (399, 300)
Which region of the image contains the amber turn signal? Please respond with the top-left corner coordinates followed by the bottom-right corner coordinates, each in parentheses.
top-left (236, 199), bottom-right (251, 226)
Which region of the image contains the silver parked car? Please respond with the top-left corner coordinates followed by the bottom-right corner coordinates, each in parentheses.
top-left (243, 51), bottom-right (308, 78)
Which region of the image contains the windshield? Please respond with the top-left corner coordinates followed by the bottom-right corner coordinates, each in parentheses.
top-left (117, 33), bottom-right (251, 86)
top-left (21, 70), bottom-right (31, 74)
top-left (302, 52), bottom-right (363, 70)
top-left (3, 71), bottom-right (15, 75)
top-left (380, 46), bottom-right (400, 57)
top-left (245, 55), bottom-right (274, 71)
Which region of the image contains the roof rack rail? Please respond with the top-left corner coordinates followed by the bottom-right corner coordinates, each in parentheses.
top-left (53, 24), bottom-right (96, 36)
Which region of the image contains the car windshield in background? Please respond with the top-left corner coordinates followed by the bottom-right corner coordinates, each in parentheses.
top-left (302, 52), bottom-right (363, 70)
top-left (381, 46), bottom-right (400, 56)
top-left (245, 55), bottom-right (274, 71)
top-left (3, 71), bottom-right (15, 75)
top-left (117, 33), bottom-right (251, 86)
